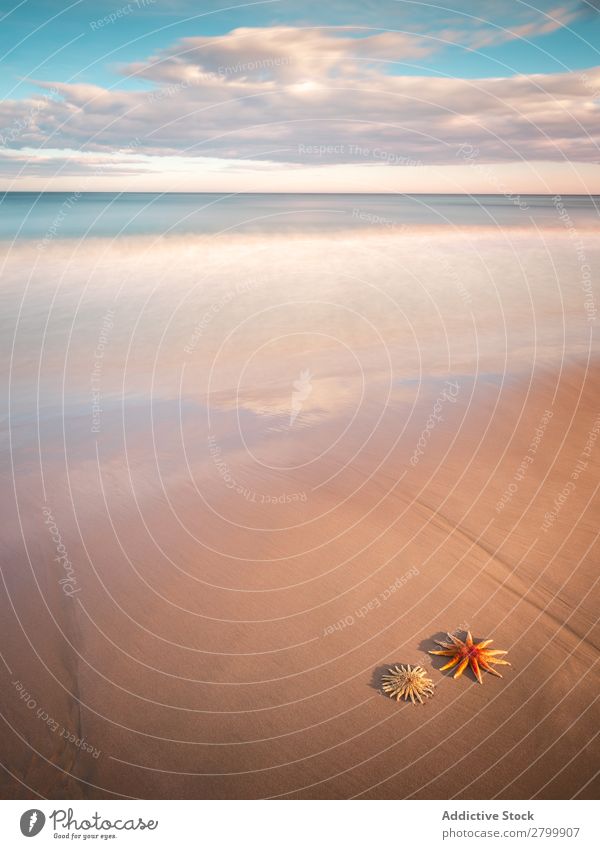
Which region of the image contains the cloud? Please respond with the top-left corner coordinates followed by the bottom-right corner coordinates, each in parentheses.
top-left (1, 23), bottom-right (599, 187)
top-left (123, 26), bottom-right (438, 87)
top-left (121, 9), bottom-right (585, 86)
top-left (431, 4), bottom-right (582, 49)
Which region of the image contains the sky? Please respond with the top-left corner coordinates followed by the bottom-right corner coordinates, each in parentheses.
top-left (0, 0), bottom-right (599, 192)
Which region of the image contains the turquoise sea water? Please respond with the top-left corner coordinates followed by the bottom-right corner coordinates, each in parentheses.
top-left (0, 192), bottom-right (598, 241)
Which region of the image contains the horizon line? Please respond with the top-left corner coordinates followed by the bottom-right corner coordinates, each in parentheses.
top-left (2, 190), bottom-right (599, 198)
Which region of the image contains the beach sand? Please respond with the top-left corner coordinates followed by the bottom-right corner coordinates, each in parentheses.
top-left (1, 354), bottom-right (598, 799)
top-left (0, 225), bottom-right (599, 799)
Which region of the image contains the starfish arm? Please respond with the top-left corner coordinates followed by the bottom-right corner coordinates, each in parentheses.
top-left (479, 660), bottom-right (503, 678)
top-left (465, 631), bottom-right (474, 647)
top-left (439, 657), bottom-right (461, 671)
top-left (475, 639), bottom-right (493, 649)
top-left (483, 649), bottom-right (508, 656)
top-left (453, 658), bottom-right (470, 679)
top-left (488, 658), bottom-right (511, 666)
top-left (470, 657), bottom-right (483, 684)
top-left (429, 649), bottom-right (457, 656)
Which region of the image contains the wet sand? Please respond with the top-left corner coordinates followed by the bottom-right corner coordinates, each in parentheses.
top-left (1, 352), bottom-right (598, 799)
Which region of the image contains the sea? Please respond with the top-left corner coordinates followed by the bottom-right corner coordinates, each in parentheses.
top-left (0, 192), bottom-right (598, 240)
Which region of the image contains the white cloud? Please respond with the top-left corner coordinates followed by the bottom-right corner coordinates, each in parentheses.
top-left (1, 24), bottom-right (599, 191)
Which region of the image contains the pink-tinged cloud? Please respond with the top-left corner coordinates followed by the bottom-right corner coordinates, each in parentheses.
top-left (1, 25), bottom-right (599, 191)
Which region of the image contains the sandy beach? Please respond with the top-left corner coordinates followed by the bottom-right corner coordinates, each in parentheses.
top-left (1, 210), bottom-right (599, 800)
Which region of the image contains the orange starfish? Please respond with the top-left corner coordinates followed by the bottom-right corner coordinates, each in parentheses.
top-left (429, 631), bottom-right (510, 683)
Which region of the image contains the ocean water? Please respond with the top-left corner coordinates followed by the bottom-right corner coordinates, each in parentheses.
top-left (0, 191), bottom-right (599, 241)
